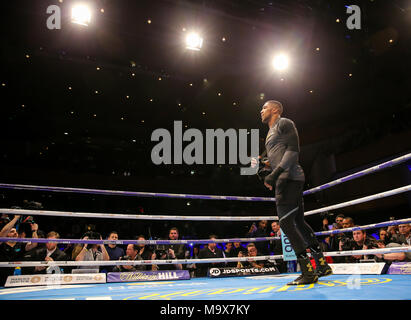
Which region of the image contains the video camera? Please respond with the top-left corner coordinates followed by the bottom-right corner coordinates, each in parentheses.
top-left (154, 244), bottom-right (168, 257)
top-left (82, 231), bottom-right (101, 240)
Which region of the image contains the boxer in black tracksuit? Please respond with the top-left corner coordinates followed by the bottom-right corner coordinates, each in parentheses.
top-left (258, 100), bottom-right (333, 285)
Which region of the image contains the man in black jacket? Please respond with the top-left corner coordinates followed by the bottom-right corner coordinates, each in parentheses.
top-left (25, 231), bottom-right (68, 274)
top-left (197, 234), bottom-right (225, 277)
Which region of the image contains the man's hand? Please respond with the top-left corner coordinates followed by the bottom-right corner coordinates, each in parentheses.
top-left (31, 223), bottom-right (38, 232)
top-left (83, 236), bottom-right (89, 249)
top-left (248, 223), bottom-right (257, 233)
top-left (45, 256), bottom-right (54, 262)
top-left (168, 248), bottom-right (176, 258)
top-left (264, 166), bottom-right (284, 190)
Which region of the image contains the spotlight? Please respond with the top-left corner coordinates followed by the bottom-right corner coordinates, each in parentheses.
top-left (272, 54), bottom-right (289, 71)
top-left (186, 32), bottom-right (203, 51)
top-left (71, 4), bottom-right (92, 26)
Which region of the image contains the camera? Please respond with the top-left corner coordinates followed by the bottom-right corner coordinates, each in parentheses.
top-left (154, 244), bottom-right (168, 257)
top-left (340, 237), bottom-right (353, 251)
top-left (82, 231), bottom-right (101, 240)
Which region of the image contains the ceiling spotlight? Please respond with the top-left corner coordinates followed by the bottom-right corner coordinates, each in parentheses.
top-left (316, 47), bottom-right (320, 51)
top-left (389, 39), bottom-right (393, 43)
top-left (147, 19), bottom-right (152, 24)
top-left (100, 8), bottom-right (104, 13)
top-left (336, 18), bottom-right (340, 23)
top-left (222, 37), bottom-right (226, 42)
top-left (71, 4), bottom-right (92, 26)
top-left (186, 32), bottom-right (203, 51)
top-left (272, 54), bottom-right (289, 71)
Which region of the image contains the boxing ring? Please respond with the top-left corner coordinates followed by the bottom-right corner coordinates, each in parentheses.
top-left (0, 152), bottom-right (410, 300)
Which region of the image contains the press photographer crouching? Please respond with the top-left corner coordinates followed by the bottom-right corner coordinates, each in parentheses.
top-left (340, 228), bottom-right (378, 263)
top-left (112, 244), bottom-right (146, 272)
top-left (72, 231), bottom-right (109, 272)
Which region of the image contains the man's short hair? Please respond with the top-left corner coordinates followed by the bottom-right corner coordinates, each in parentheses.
top-left (336, 214), bottom-right (345, 219)
top-left (265, 100), bottom-right (283, 115)
top-left (108, 231), bottom-right (118, 237)
top-left (169, 227), bottom-right (179, 233)
top-left (137, 234), bottom-right (146, 239)
top-left (247, 243), bottom-right (256, 249)
top-left (209, 234), bottom-right (218, 239)
top-left (47, 231), bottom-right (60, 239)
top-left (343, 217), bottom-right (354, 224)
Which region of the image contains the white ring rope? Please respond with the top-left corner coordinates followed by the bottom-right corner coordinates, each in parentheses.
top-left (0, 246), bottom-right (409, 267)
top-left (0, 208), bottom-right (278, 221)
top-left (1, 184), bottom-right (409, 221)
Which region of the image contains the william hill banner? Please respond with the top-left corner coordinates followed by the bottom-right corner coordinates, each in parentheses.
top-left (107, 270), bottom-right (190, 283)
top-left (208, 266), bottom-right (279, 278)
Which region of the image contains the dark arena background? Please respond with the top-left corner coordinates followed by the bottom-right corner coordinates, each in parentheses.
top-left (0, 0), bottom-right (410, 307)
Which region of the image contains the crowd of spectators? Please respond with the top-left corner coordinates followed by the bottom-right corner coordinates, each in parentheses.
top-left (0, 209), bottom-right (410, 286)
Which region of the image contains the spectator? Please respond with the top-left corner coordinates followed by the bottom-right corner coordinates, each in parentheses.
top-left (25, 231), bottom-right (68, 274)
top-left (237, 243), bottom-right (272, 269)
top-left (72, 231), bottom-right (109, 272)
top-left (387, 225), bottom-right (399, 241)
top-left (342, 217), bottom-right (354, 229)
top-left (0, 215), bottom-right (38, 285)
top-left (104, 231), bottom-right (125, 272)
top-left (341, 228), bottom-right (378, 263)
top-left (112, 244), bottom-right (145, 272)
top-left (394, 224), bottom-right (411, 245)
top-left (231, 241), bottom-right (247, 257)
top-left (186, 245), bottom-right (200, 277)
top-left (135, 235), bottom-right (152, 270)
top-left (333, 214), bottom-right (345, 229)
top-left (196, 234), bottom-right (225, 277)
top-left (152, 227), bottom-right (184, 271)
top-left (246, 220), bottom-right (270, 255)
top-left (375, 239), bottom-right (411, 262)
top-left (269, 222), bottom-right (286, 273)
top-left (224, 242), bottom-right (237, 267)
top-left (378, 228), bottom-right (390, 245)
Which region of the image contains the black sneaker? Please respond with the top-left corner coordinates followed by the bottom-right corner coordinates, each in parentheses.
top-left (287, 257), bottom-right (319, 286)
top-left (316, 265), bottom-right (333, 278)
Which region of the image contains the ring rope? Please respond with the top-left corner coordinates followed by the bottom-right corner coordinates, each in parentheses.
top-left (0, 152), bottom-right (409, 202)
top-left (0, 208), bottom-right (278, 221)
top-left (0, 246), bottom-right (410, 268)
top-left (304, 184), bottom-right (411, 216)
top-left (1, 185), bottom-right (409, 221)
top-left (314, 217), bottom-right (411, 236)
top-left (1, 217), bottom-right (409, 245)
top-left (302, 152), bottom-right (411, 196)
top-left (0, 236), bottom-right (280, 245)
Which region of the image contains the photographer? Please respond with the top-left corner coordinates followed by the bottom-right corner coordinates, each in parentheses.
top-left (340, 228), bottom-right (378, 263)
top-left (113, 244), bottom-right (145, 272)
top-left (152, 227), bottom-right (185, 271)
top-left (0, 214), bottom-right (39, 285)
top-left (72, 231), bottom-right (109, 272)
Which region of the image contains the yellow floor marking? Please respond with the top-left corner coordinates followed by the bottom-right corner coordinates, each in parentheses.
top-left (294, 283), bottom-right (314, 291)
top-left (317, 281), bottom-right (335, 287)
top-left (207, 289), bottom-right (229, 295)
top-left (157, 291), bottom-right (186, 299)
top-left (136, 293), bottom-right (160, 300)
top-left (221, 288), bottom-right (245, 294)
top-left (242, 287), bottom-right (263, 294)
top-left (127, 281), bottom-right (174, 286)
top-left (180, 290), bottom-right (206, 297)
top-left (258, 286), bottom-right (279, 293)
top-left (276, 285), bottom-right (291, 292)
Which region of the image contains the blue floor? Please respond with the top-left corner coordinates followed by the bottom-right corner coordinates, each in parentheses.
top-left (1, 274), bottom-right (410, 300)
